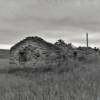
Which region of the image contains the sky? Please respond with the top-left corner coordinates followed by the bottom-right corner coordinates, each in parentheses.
top-left (0, 0), bottom-right (100, 49)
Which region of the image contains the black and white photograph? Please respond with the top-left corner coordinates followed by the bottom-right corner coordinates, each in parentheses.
top-left (0, 0), bottom-right (100, 100)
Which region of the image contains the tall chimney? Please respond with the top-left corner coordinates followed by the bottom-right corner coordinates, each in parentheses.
top-left (86, 33), bottom-right (88, 47)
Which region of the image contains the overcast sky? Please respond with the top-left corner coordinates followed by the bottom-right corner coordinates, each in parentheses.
top-left (0, 0), bottom-right (100, 49)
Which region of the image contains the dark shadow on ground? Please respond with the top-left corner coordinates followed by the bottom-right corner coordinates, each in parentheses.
top-left (8, 67), bottom-right (54, 74)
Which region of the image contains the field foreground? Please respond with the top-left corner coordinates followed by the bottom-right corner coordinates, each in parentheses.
top-left (0, 57), bottom-right (100, 100)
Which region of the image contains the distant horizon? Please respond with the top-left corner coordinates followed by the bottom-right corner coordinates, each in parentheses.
top-left (0, 35), bottom-right (99, 49)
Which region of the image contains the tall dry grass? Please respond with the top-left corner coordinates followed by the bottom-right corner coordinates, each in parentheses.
top-left (0, 54), bottom-right (100, 100)
top-left (0, 66), bottom-right (100, 100)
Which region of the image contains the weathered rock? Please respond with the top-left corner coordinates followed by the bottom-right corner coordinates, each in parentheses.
top-left (10, 36), bottom-right (65, 68)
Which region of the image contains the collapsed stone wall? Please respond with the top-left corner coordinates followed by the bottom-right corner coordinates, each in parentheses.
top-left (10, 38), bottom-right (66, 68)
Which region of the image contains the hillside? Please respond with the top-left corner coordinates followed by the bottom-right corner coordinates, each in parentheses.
top-left (0, 38), bottom-right (100, 100)
top-left (0, 49), bottom-right (9, 58)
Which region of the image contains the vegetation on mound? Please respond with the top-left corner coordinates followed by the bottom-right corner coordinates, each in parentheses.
top-left (0, 37), bottom-right (100, 100)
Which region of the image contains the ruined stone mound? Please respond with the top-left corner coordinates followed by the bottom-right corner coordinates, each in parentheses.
top-left (10, 36), bottom-right (66, 68)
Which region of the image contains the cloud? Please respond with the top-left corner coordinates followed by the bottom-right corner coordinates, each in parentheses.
top-left (0, 0), bottom-right (100, 48)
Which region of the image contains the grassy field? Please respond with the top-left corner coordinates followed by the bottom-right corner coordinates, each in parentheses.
top-left (0, 56), bottom-right (100, 100)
